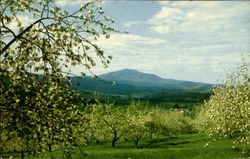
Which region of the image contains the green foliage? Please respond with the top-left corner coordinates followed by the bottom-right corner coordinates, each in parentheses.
top-left (0, 75), bottom-right (90, 156)
top-left (98, 104), bottom-right (131, 147)
top-left (0, 0), bottom-right (117, 158)
top-left (145, 108), bottom-right (196, 139)
top-left (78, 102), bottom-right (196, 148)
top-left (196, 57), bottom-right (250, 148)
top-left (125, 102), bottom-right (151, 147)
top-left (1, 0), bottom-right (115, 71)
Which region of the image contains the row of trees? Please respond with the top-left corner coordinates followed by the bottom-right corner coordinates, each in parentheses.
top-left (91, 103), bottom-right (195, 148)
top-left (1, 101), bottom-right (197, 157)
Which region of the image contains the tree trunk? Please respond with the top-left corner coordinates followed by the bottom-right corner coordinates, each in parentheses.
top-left (112, 138), bottom-right (116, 148)
top-left (133, 136), bottom-right (141, 148)
top-left (112, 130), bottom-right (117, 148)
top-left (124, 137), bottom-right (128, 142)
top-left (21, 136), bottom-right (25, 159)
top-left (48, 144), bottom-right (54, 159)
top-left (134, 139), bottom-right (139, 147)
top-left (0, 135), bottom-right (3, 157)
top-left (32, 150), bottom-right (36, 157)
top-left (21, 150), bottom-right (25, 159)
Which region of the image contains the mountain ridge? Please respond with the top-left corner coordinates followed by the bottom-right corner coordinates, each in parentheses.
top-left (71, 69), bottom-right (213, 95)
top-left (100, 68), bottom-right (212, 85)
top-left (99, 69), bottom-right (212, 88)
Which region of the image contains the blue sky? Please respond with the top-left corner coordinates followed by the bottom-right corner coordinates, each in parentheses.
top-left (59, 1), bottom-right (250, 83)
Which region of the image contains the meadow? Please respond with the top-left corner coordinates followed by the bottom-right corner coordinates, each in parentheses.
top-left (3, 133), bottom-right (249, 159)
top-left (82, 134), bottom-right (249, 159)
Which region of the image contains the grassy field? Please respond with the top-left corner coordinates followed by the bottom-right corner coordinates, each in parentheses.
top-left (4, 133), bottom-right (249, 159)
top-left (81, 133), bottom-right (249, 159)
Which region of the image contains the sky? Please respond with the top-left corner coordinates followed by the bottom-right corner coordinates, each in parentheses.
top-left (94, 1), bottom-right (250, 84)
top-left (15, 0), bottom-right (250, 84)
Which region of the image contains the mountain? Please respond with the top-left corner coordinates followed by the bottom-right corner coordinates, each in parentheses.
top-left (100, 69), bottom-right (212, 90)
top-left (70, 69), bottom-right (213, 95)
top-left (100, 69), bottom-right (168, 87)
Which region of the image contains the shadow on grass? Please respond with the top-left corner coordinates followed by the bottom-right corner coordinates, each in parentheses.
top-left (137, 136), bottom-right (196, 149)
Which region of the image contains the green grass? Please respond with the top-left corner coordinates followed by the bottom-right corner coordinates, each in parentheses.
top-left (80, 134), bottom-right (249, 159)
top-left (3, 133), bottom-right (250, 159)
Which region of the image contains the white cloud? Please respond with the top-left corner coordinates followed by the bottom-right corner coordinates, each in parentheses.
top-left (56, 0), bottom-right (109, 7)
top-left (95, 34), bottom-right (167, 55)
top-left (55, 0), bottom-right (90, 6)
top-left (124, 21), bottom-right (142, 27)
top-left (170, 1), bottom-right (219, 9)
top-left (151, 25), bottom-right (173, 34)
top-left (152, 7), bottom-right (183, 20)
top-left (148, 1), bottom-right (250, 34)
top-left (71, 33), bottom-right (173, 76)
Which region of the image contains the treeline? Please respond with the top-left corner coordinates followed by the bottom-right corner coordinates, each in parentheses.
top-left (78, 89), bottom-right (212, 107)
top-left (1, 101), bottom-right (199, 158)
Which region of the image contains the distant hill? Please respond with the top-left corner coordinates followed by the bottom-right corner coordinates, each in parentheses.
top-left (70, 69), bottom-right (213, 95)
top-left (100, 69), bottom-right (212, 90)
top-left (100, 69), bottom-right (168, 87)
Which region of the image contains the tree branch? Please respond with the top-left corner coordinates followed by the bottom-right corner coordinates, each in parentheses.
top-left (1, 17), bottom-right (54, 54)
